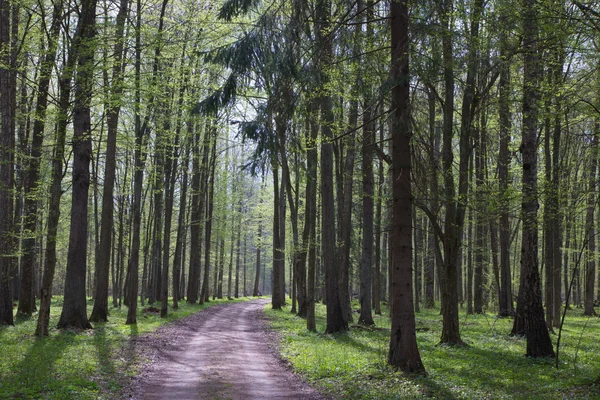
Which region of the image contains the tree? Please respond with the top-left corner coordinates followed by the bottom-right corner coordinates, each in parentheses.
top-left (89, 0), bottom-right (130, 323)
top-left (0, 0), bottom-right (15, 326)
top-left (387, 0), bottom-right (425, 373)
top-left (316, 0), bottom-right (346, 334)
top-left (511, 0), bottom-right (555, 358)
top-left (58, 0), bottom-right (98, 330)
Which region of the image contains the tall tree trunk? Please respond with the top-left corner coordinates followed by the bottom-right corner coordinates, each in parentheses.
top-left (305, 102), bottom-right (319, 330)
top-left (36, 31), bottom-right (77, 335)
top-left (253, 217), bottom-right (263, 296)
top-left (0, 0), bottom-right (15, 326)
top-left (18, 0), bottom-right (63, 317)
top-left (272, 162), bottom-right (283, 309)
top-left (316, 0), bottom-right (345, 334)
top-left (584, 127), bottom-right (597, 316)
top-left (359, 89), bottom-right (375, 325)
top-left (125, 0), bottom-right (168, 324)
top-left (388, 0), bottom-right (425, 373)
top-left (511, 0), bottom-right (555, 357)
top-left (200, 130), bottom-right (216, 303)
top-left (498, 4), bottom-right (513, 316)
top-left (58, 0), bottom-right (98, 330)
top-left (90, 0), bottom-right (129, 322)
top-left (173, 134), bottom-right (191, 309)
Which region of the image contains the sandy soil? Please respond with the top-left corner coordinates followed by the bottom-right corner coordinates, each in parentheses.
top-left (125, 299), bottom-right (324, 400)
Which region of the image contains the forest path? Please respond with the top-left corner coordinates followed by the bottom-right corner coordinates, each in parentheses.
top-left (131, 299), bottom-right (323, 400)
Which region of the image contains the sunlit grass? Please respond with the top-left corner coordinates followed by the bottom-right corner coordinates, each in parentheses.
top-left (0, 296), bottom-right (255, 399)
top-left (266, 302), bottom-right (600, 399)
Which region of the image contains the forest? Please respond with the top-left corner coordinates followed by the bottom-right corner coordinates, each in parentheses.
top-left (1, 0), bottom-right (600, 397)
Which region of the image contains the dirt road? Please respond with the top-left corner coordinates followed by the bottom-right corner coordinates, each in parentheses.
top-left (130, 299), bottom-right (323, 400)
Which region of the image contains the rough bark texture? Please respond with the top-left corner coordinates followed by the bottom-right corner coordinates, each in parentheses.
top-left (36, 34), bottom-right (76, 336)
top-left (89, 0), bottom-right (129, 323)
top-left (0, 0), bottom-right (15, 326)
top-left (584, 128), bottom-right (597, 316)
top-left (272, 164), bottom-right (283, 309)
top-left (497, 6), bottom-right (513, 316)
top-left (512, 0), bottom-right (555, 357)
top-left (18, 0), bottom-right (62, 317)
top-left (387, 0), bottom-right (425, 374)
top-left (58, 0), bottom-right (97, 330)
top-left (317, 0), bottom-right (345, 334)
top-left (359, 99), bottom-right (375, 326)
top-left (306, 102), bottom-right (319, 331)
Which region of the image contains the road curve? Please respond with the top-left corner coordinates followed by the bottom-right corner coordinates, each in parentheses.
top-left (133, 299), bottom-right (323, 400)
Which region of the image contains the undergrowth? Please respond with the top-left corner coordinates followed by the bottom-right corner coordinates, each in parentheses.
top-left (266, 302), bottom-right (600, 399)
top-left (0, 296), bottom-right (254, 399)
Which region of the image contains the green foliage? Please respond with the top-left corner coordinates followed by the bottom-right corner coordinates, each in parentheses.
top-left (266, 302), bottom-right (600, 399)
top-left (0, 297), bottom-right (254, 399)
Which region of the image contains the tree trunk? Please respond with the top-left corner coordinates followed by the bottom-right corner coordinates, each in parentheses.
top-left (512, 0), bottom-right (555, 357)
top-left (272, 162), bottom-right (283, 309)
top-left (584, 127), bottom-right (597, 316)
top-left (57, 0), bottom-right (98, 330)
top-left (359, 91), bottom-right (375, 326)
top-left (200, 132), bottom-right (217, 303)
top-left (36, 30), bottom-right (77, 335)
top-left (89, 0), bottom-right (129, 322)
top-left (316, 0), bottom-right (345, 334)
top-left (17, 0), bottom-right (63, 317)
top-left (387, 0), bottom-right (425, 373)
top-left (173, 136), bottom-right (191, 309)
top-left (0, 0), bottom-right (15, 326)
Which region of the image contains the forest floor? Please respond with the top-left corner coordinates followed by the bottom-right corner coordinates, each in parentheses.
top-left (1, 296), bottom-right (303, 399)
top-left (128, 298), bottom-right (324, 400)
top-left (266, 302), bottom-right (600, 399)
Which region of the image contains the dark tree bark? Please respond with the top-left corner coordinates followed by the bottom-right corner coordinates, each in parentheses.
top-left (253, 217), bottom-right (263, 296)
top-left (58, 0), bottom-right (98, 330)
top-left (35, 27), bottom-right (77, 335)
top-left (316, 0), bottom-right (346, 334)
top-left (306, 102), bottom-right (319, 331)
top-left (359, 90), bottom-right (375, 326)
top-left (584, 128), bottom-right (597, 316)
top-left (387, 0), bottom-right (425, 373)
top-left (271, 162), bottom-right (283, 309)
top-left (173, 133), bottom-right (191, 308)
top-left (0, 0), bottom-right (15, 326)
top-left (17, 0), bottom-right (63, 318)
top-left (89, 0), bottom-right (129, 323)
top-left (497, 4), bottom-right (513, 316)
top-left (511, 0), bottom-right (555, 358)
top-left (200, 132), bottom-right (216, 303)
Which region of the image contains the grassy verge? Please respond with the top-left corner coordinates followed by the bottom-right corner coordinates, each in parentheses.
top-left (0, 296), bottom-right (255, 399)
top-left (266, 302), bottom-right (600, 399)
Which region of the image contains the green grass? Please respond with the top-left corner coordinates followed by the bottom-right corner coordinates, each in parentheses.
top-left (0, 296), bottom-right (255, 399)
top-left (266, 302), bottom-right (600, 399)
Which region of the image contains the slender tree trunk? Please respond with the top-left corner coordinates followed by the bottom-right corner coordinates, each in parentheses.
top-left (253, 221), bottom-right (262, 296)
top-left (0, 0), bottom-right (16, 326)
top-left (584, 127), bottom-right (597, 316)
top-left (90, 0), bottom-right (129, 322)
top-left (359, 91), bottom-right (375, 326)
top-left (187, 123), bottom-right (206, 303)
top-left (498, 7), bottom-right (513, 316)
top-left (316, 0), bottom-right (345, 334)
top-left (173, 137), bottom-right (191, 308)
top-left (272, 162), bottom-right (283, 309)
top-left (18, 0), bottom-right (63, 317)
top-left (36, 32), bottom-right (77, 335)
top-left (200, 132), bottom-right (216, 303)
